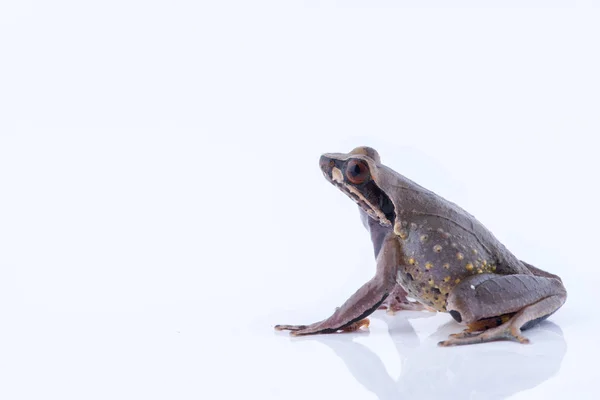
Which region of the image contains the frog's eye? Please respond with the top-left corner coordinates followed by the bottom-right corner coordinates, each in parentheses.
top-left (345, 159), bottom-right (370, 184)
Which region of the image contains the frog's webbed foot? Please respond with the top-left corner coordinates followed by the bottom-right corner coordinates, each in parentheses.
top-left (438, 273), bottom-right (566, 347)
top-left (377, 284), bottom-right (427, 314)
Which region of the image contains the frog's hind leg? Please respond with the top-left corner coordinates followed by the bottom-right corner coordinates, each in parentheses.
top-left (438, 273), bottom-right (566, 346)
top-left (446, 313), bottom-right (516, 340)
top-left (378, 284), bottom-right (427, 314)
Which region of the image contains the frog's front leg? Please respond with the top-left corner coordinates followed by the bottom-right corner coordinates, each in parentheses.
top-left (439, 273), bottom-right (567, 346)
top-left (275, 234), bottom-right (400, 336)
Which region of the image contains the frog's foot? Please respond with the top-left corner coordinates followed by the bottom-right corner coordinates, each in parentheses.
top-left (274, 318), bottom-right (370, 336)
top-left (377, 284), bottom-right (427, 314)
top-left (438, 273), bottom-right (566, 347)
top-left (446, 314), bottom-right (513, 339)
top-left (447, 330), bottom-right (475, 340)
top-left (439, 323), bottom-right (530, 346)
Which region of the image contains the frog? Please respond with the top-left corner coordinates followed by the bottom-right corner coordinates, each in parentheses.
top-left (275, 146), bottom-right (567, 346)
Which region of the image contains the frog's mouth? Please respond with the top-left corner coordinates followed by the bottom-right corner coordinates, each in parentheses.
top-left (327, 167), bottom-right (396, 227)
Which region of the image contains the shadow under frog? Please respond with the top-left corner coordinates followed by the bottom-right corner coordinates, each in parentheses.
top-left (293, 312), bottom-right (566, 400)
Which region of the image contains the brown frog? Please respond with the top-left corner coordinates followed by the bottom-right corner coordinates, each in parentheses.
top-left (275, 146), bottom-right (566, 346)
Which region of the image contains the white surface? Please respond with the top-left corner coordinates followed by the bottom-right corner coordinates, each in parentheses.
top-left (1, 1), bottom-right (599, 399)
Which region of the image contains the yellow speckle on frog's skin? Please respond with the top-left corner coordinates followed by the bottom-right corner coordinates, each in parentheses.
top-left (394, 222), bottom-right (402, 235)
top-left (466, 263), bottom-right (474, 271)
top-left (425, 262), bottom-right (433, 270)
top-left (420, 234), bottom-right (429, 243)
top-left (397, 228), bottom-right (408, 239)
top-left (492, 265), bottom-right (497, 272)
top-left (457, 252), bottom-right (464, 260)
top-left (433, 244), bottom-right (443, 253)
top-left (443, 263), bottom-right (450, 269)
top-left (444, 276), bottom-right (451, 282)
top-left (477, 269), bottom-right (483, 274)
top-left (455, 278), bottom-right (461, 284)
top-left (483, 260), bottom-right (488, 266)
top-left (428, 278), bottom-right (435, 286)
top-left (472, 249), bottom-right (478, 255)
top-left (408, 257), bottom-right (416, 265)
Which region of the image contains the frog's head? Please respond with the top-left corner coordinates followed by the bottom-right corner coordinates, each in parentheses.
top-left (320, 146), bottom-right (398, 229)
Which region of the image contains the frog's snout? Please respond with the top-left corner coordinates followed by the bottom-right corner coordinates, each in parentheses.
top-left (319, 155), bottom-right (335, 177)
top-left (319, 155), bottom-right (331, 171)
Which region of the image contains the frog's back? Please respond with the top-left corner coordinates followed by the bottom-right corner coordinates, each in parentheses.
top-left (382, 165), bottom-right (530, 276)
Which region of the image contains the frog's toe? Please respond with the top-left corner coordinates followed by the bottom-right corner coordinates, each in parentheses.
top-left (274, 324), bottom-right (307, 332)
top-left (290, 318), bottom-right (370, 336)
top-left (275, 317), bottom-right (371, 336)
top-left (509, 326), bottom-right (531, 344)
top-left (339, 318), bottom-right (370, 332)
top-left (448, 329), bottom-right (480, 339)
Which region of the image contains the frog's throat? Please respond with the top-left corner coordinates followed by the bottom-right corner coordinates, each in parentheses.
top-left (331, 167), bottom-right (395, 227)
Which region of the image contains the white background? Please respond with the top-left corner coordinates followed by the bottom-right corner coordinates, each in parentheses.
top-left (1, 1), bottom-right (599, 399)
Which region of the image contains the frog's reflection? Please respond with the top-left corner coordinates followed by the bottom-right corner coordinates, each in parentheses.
top-left (310, 312), bottom-right (566, 400)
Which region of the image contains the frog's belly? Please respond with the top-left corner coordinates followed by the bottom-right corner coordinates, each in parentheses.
top-left (396, 227), bottom-right (499, 312)
top-left (396, 269), bottom-right (450, 312)
top-left (396, 258), bottom-right (498, 312)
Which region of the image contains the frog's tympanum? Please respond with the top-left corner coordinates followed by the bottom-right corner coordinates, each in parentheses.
top-left (275, 147), bottom-right (567, 346)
